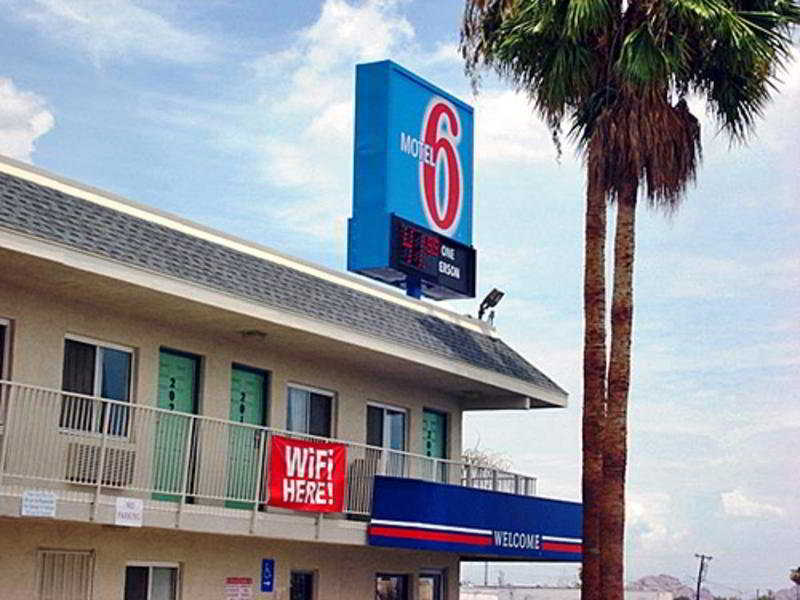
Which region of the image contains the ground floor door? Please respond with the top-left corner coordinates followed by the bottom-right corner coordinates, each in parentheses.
top-left (152, 349), bottom-right (198, 501)
top-left (419, 572), bottom-right (444, 600)
top-left (376, 574), bottom-right (408, 600)
top-left (290, 571), bottom-right (314, 600)
top-left (226, 365), bottom-right (268, 509)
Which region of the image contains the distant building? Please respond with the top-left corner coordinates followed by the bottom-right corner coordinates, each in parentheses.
top-left (461, 585), bottom-right (674, 600)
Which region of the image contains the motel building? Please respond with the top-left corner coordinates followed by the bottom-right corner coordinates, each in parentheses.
top-left (0, 62), bottom-right (582, 600)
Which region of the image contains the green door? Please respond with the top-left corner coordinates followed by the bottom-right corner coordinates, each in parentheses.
top-left (226, 366), bottom-right (267, 509)
top-left (153, 350), bottom-right (198, 502)
top-left (422, 410), bottom-right (447, 481)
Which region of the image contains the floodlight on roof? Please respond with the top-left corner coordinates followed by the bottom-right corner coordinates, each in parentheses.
top-left (478, 288), bottom-right (505, 321)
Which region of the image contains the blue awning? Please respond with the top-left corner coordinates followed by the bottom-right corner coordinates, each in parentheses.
top-left (368, 476), bottom-right (582, 562)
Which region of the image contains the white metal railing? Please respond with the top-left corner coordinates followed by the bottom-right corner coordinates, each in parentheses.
top-left (0, 380), bottom-right (537, 517)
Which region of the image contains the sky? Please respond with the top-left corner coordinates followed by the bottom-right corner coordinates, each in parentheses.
top-left (0, 0), bottom-right (797, 595)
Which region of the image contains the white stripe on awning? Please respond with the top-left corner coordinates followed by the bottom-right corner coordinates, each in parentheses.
top-left (370, 519), bottom-right (493, 536)
top-left (541, 535), bottom-right (582, 543)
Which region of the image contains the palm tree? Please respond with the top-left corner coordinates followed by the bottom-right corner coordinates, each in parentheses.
top-left (461, 2), bottom-right (799, 600)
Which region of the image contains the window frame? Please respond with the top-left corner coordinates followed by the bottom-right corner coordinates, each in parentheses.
top-left (285, 383), bottom-right (336, 438)
top-left (36, 548), bottom-right (95, 600)
top-left (60, 334), bottom-right (136, 437)
top-left (124, 562), bottom-right (181, 600)
top-left (366, 402), bottom-right (408, 452)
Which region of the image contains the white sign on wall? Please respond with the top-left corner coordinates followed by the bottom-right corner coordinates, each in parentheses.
top-left (225, 577), bottom-right (253, 600)
top-left (115, 497), bottom-right (143, 527)
top-left (21, 490), bottom-right (57, 517)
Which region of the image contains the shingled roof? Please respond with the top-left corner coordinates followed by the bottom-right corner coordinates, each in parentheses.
top-left (0, 165), bottom-right (566, 399)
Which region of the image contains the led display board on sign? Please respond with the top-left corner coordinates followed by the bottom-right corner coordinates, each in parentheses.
top-left (368, 476), bottom-right (582, 561)
top-left (390, 215), bottom-right (475, 298)
top-left (348, 60), bottom-right (476, 300)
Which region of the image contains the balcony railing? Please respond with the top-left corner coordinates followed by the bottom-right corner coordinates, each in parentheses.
top-left (0, 380), bottom-right (536, 519)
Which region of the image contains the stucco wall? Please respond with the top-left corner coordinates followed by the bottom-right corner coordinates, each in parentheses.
top-left (0, 517), bottom-right (459, 599)
top-left (0, 282), bottom-right (463, 460)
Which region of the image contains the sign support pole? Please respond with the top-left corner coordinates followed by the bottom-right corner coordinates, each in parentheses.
top-left (406, 275), bottom-right (422, 299)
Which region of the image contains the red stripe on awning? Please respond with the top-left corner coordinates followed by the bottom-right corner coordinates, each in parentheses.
top-left (369, 526), bottom-right (492, 546)
top-left (541, 541), bottom-right (582, 553)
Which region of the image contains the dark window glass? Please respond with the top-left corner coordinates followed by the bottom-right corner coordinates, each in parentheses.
top-left (62, 339), bottom-right (96, 395)
top-left (124, 566), bottom-right (149, 600)
top-left (308, 392), bottom-right (331, 437)
top-left (367, 405), bottom-right (383, 447)
top-left (290, 571), bottom-right (314, 600)
top-left (60, 340), bottom-right (96, 430)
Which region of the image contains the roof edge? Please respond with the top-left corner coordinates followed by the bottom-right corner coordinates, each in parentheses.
top-left (0, 225), bottom-right (566, 405)
top-left (0, 154), bottom-right (496, 338)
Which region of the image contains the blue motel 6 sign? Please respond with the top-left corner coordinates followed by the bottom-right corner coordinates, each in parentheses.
top-left (348, 60), bottom-right (476, 300)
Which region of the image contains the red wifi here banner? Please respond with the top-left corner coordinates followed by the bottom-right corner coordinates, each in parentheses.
top-left (267, 435), bottom-right (347, 512)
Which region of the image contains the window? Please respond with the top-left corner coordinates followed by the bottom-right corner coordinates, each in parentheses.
top-left (37, 549), bottom-right (94, 600)
top-left (367, 405), bottom-right (406, 451)
top-left (287, 386), bottom-right (332, 438)
top-left (290, 570), bottom-right (315, 600)
top-left (376, 574), bottom-right (408, 600)
top-left (367, 404), bottom-right (407, 476)
top-left (124, 564), bottom-right (179, 600)
top-left (60, 337), bottom-right (133, 436)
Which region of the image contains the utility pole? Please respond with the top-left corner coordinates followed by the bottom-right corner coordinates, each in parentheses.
top-left (694, 553), bottom-right (713, 600)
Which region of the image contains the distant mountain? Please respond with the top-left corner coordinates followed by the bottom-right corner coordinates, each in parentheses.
top-left (629, 574), bottom-right (713, 600)
top-left (630, 574), bottom-right (800, 600)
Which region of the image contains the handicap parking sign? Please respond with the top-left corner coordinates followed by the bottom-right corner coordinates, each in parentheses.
top-left (261, 559), bottom-right (274, 593)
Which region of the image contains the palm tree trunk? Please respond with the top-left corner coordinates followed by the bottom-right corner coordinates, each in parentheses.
top-left (581, 164), bottom-right (607, 600)
top-left (602, 184), bottom-right (637, 600)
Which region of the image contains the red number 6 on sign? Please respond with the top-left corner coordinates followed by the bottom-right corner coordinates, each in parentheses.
top-left (419, 97), bottom-right (463, 237)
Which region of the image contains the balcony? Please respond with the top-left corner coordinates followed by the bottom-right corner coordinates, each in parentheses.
top-left (0, 380), bottom-right (537, 544)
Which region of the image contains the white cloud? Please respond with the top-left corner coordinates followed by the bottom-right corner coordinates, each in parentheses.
top-left (721, 489), bottom-right (785, 519)
top-left (9, 0), bottom-right (214, 64)
top-left (244, 0), bottom-right (415, 241)
top-left (0, 78), bottom-right (55, 162)
top-left (628, 491), bottom-right (689, 551)
top-left (423, 42), bottom-right (461, 66)
top-left (473, 90), bottom-right (559, 164)
top-left (645, 252), bottom-right (800, 300)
